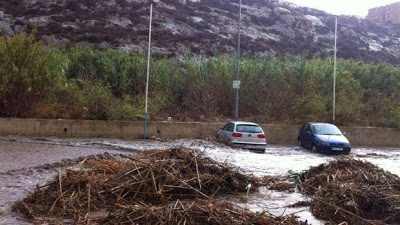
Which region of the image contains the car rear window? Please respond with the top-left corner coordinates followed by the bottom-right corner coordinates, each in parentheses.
top-left (235, 124), bottom-right (263, 133)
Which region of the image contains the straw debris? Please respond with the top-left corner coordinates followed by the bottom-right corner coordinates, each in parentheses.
top-left (13, 147), bottom-right (306, 224)
top-left (261, 175), bottom-right (296, 191)
top-left (100, 199), bottom-right (307, 225)
top-left (299, 157), bottom-right (400, 224)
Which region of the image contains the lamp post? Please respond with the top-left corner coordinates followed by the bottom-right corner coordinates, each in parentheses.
top-left (234, 0), bottom-right (242, 121)
top-left (333, 17), bottom-right (337, 125)
top-left (144, 4), bottom-right (153, 139)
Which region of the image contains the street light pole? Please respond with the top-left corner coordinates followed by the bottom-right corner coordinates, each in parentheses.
top-left (333, 17), bottom-right (337, 125)
top-left (234, 0), bottom-right (242, 121)
top-left (144, 4), bottom-right (153, 139)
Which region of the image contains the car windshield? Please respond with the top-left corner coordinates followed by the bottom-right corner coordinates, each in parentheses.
top-left (313, 124), bottom-right (342, 135)
top-left (236, 124), bottom-right (263, 133)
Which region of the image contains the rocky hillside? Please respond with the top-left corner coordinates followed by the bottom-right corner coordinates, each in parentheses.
top-left (1, 0), bottom-right (400, 65)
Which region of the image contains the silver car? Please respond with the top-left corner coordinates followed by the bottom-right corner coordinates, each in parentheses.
top-left (217, 121), bottom-right (267, 151)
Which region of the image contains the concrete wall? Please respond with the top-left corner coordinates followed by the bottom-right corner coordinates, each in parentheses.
top-left (0, 118), bottom-right (399, 147)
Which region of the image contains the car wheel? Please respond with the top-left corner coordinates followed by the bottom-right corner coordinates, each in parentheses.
top-left (298, 139), bottom-right (303, 148)
top-left (311, 145), bottom-right (318, 153)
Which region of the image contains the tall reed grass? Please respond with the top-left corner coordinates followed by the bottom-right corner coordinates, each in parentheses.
top-left (0, 34), bottom-right (399, 127)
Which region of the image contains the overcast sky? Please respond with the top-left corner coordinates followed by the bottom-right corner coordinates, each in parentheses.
top-left (286, 0), bottom-right (400, 17)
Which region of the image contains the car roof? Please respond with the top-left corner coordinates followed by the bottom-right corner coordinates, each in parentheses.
top-left (306, 122), bottom-right (335, 126)
top-left (228, 121), bottom-right (261, 126)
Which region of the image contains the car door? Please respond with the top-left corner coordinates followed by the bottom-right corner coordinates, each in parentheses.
top-left (304, 124), bottom-right (314, 149)
top-left (218, 123), bottom-right (229, 140)
top-left (221, 123), bottom-right (234, 141)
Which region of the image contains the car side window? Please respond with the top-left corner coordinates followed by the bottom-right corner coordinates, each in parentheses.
top-left (305, 124), bottom-right (312, 133)
top-left (222, 123), bottom-right (230, 131)
top-left (227, 123), bottom-right (234, 132)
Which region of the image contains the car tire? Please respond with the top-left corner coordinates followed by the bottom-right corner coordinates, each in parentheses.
top-left (298, 139), bottom-right (303, 148)
top-left (311, 145), bottom-right (318, 153)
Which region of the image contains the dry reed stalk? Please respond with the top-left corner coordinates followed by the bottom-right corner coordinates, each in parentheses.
top-left (194, 152), bottom-right (202, 190)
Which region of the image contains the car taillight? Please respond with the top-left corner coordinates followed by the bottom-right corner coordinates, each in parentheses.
top-left (319, 141), bottom-right (329, 146)
top-left (257, 134), bottom-right (266, 139)
top-left (232, 132), bottom-right (242, 138)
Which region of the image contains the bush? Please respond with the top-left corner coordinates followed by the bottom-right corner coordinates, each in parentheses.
top-left (1, 35), bottom-right (399, 127)
top-left (50, 80), bottom-right (118, 120)
top-left (0, 34), bottom-right (66, 117)
top-left (66, 48), bottom-right (136, 97)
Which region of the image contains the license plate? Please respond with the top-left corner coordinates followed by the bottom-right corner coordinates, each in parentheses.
top-left (332, 147), bottom-right (343, 151)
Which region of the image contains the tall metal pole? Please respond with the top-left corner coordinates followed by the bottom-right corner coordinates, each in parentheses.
top-left (234, 0), bottom-right (242, 121)
top-left (333, 17), bottom-right (337, 125)
top-left (144, 4), bottom-right (153, 139)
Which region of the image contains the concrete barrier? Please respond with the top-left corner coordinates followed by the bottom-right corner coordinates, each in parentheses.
top-left (0, 118), bottom-right (399, 147)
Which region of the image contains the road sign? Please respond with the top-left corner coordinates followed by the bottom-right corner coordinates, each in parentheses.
top-left (233, 80), bottom-right (241, 89)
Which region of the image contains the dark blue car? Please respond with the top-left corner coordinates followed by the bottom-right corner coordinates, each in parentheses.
top-left (297, 122), bottom-right (351, 154)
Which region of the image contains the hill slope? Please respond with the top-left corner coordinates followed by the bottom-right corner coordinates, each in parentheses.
top-left (1, 0), bottom-right (400, 65)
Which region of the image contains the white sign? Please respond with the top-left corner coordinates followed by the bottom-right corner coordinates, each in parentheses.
top-left (233, 80), bottom-right (241, 89)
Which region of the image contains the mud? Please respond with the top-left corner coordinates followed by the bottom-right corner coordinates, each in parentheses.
top-left (1, 137), bottom-right (399, 224)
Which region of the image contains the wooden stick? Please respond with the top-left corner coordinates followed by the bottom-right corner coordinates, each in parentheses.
top-left (120, 154), bottom-right (151, 166)
top-left (58, 169), bottom-right (62, 195)
top-left (21, 202), bottom-right (36, 219)
top-left (162, 168), bottom-right (210, 199)
top-left (133, 168), bottom-right (153, 199)
top-left (87, 183), bottom-right (91, 212)
top-left (151, 170), bottom-right (159, 194)
top-left (194, 153), bottom-right (202, 190)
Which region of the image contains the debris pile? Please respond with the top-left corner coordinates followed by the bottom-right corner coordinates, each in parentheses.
top-left (13, 147), bottom-right (307, 224)
top-left (100, 199), bottom-right (306, 225)
top-left (300, 158), bottom-right (400, 224)
top-left (261, 175), bottom-right (296, 191)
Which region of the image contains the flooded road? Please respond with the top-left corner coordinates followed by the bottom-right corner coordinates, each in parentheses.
top-left (1, 137), bottom-right (399, 224)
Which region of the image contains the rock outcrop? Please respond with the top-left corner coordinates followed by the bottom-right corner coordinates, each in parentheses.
top-left (1, 0), bottom-right (400, 65)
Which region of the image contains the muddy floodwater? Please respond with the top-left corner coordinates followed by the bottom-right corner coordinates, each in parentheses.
top-left (1, 137), bottom-right (399, 224)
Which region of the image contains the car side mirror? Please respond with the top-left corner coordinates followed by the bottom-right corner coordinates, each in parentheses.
top-left (220, 127), bottom-right (222, 130)
top-left (343, 132), bottom-right (347, 136)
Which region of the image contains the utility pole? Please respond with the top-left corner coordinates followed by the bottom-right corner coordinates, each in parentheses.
top-left (234, 0), bottom-right (242, 121)
top-left (144, 4), bottom-right (153, 139)
top-left (333, 17), bottom-right (337, 125)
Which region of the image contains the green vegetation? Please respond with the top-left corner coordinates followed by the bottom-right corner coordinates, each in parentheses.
top-left (0, 34), bottom-right (399, 127)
